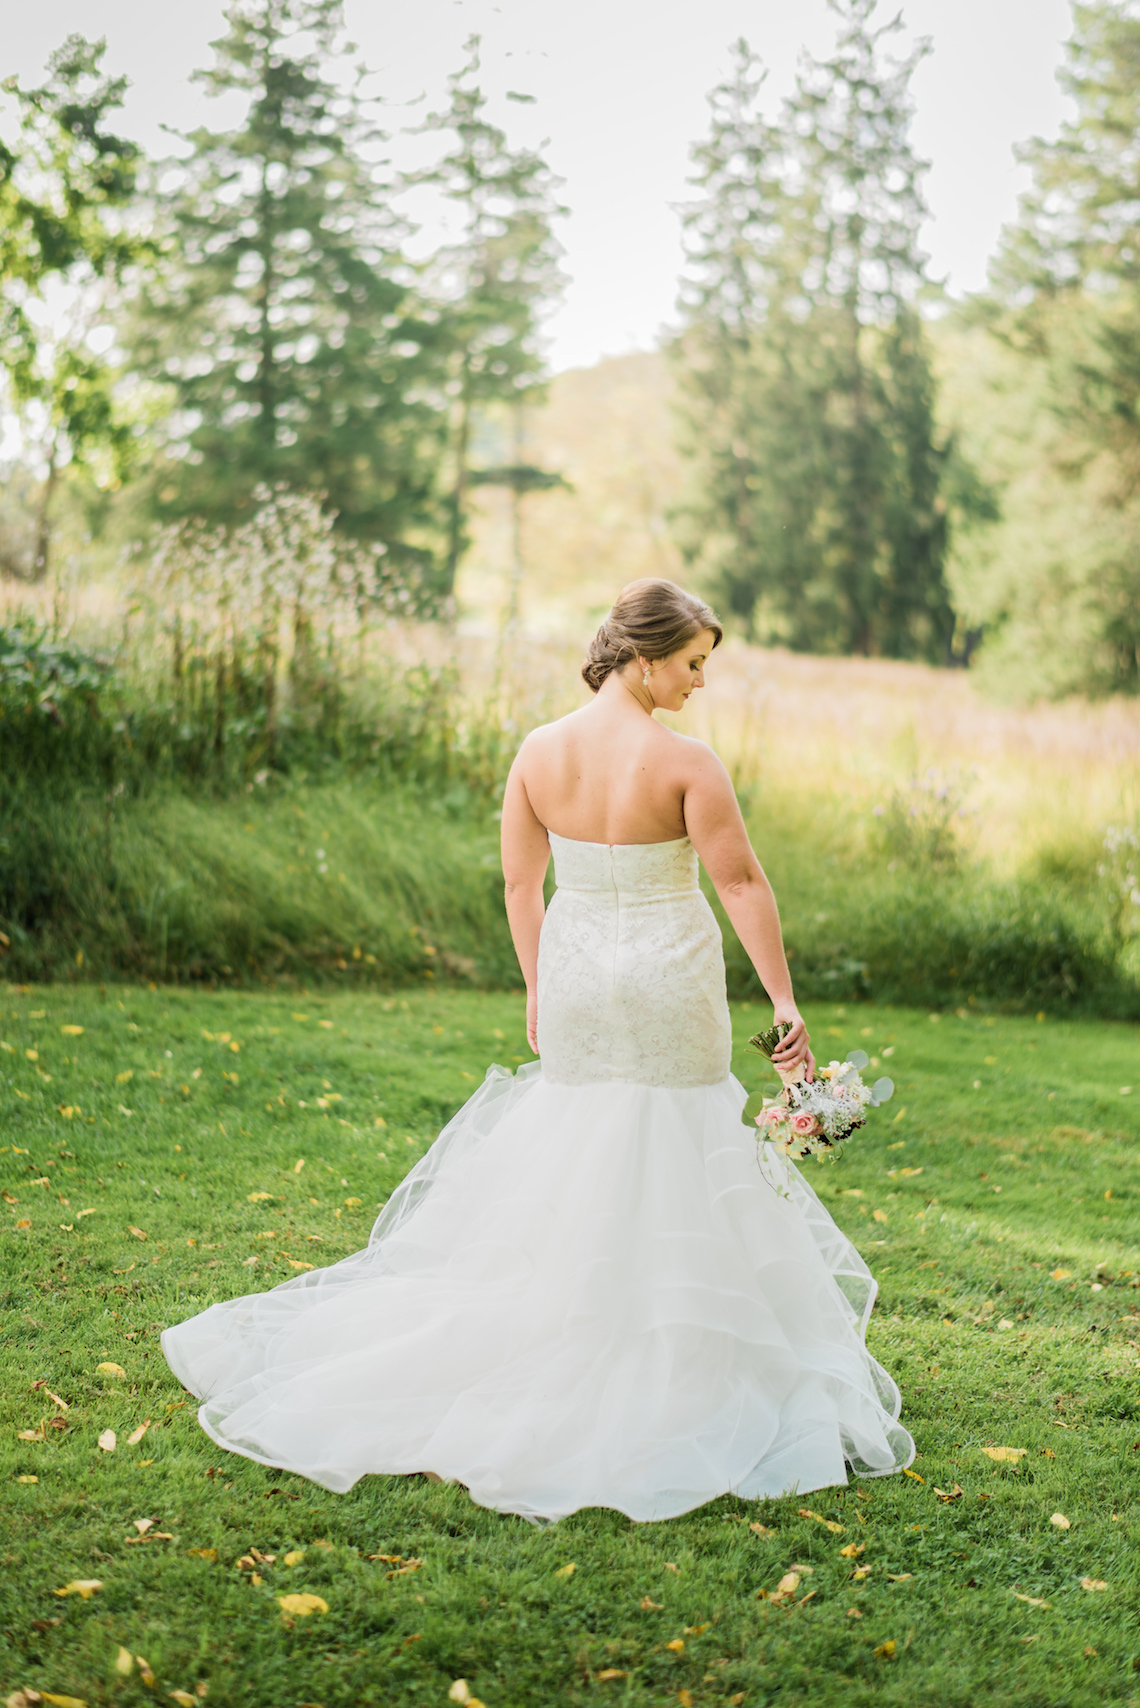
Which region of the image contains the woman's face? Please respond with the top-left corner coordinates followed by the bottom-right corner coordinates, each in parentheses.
top-left (645, 629), bottom-right (717, 713)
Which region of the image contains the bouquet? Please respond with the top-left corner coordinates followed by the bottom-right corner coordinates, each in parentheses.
top-left (749, 1022), bottom-right (894, 1162)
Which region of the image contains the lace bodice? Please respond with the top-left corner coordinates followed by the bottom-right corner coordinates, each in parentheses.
top-left (536, 833), bottom-right (731, 1088)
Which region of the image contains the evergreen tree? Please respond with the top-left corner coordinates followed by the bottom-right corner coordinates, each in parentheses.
top-left (131, 0), bottom-right (446, 584)
top-left (676, 4), bottom-right (960, 661)
top-left (418, 40), bottom-right (566, 597)
top-left (0, 36), bottom-right (144, 577)
top-left (989, 0), bottom-right (1140, 692)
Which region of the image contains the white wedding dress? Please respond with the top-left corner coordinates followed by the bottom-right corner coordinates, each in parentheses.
top-left (162, 833), bottom-right (914, 1521)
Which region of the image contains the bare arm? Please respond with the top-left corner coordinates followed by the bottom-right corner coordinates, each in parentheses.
top-left (683, 745), bottom-right (814, 1079)
top-left (500, 744), bottom-right (551, 1052)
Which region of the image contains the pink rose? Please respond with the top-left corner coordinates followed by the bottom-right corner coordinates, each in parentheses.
top-left (790, 1112), bottom-right (820, 1136)
top-left (756, 1107), bottom-right (786, 1130)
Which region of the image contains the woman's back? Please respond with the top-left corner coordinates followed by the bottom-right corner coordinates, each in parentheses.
top-left (520, 706), bottom-right (697, 846)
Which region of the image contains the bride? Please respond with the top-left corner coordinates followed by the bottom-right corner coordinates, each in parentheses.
top-left (162, 578), bottom-right (914, 1521)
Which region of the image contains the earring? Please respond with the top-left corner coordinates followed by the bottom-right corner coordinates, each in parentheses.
top-left (642, 662), bottom-right (650, 688)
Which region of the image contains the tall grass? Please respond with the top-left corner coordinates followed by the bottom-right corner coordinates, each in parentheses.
top-left (1, 537), bottom-right (1138, 1012)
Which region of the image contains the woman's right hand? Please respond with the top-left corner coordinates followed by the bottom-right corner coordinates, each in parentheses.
top-left (526, 988), bottom-right (538, 1054)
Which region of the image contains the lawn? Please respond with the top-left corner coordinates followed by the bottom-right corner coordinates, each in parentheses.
top-left (2, 984), bottom-right (1138, 1708)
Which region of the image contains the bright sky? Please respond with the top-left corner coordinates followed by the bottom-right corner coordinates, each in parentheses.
top-left (3, 0), bottom-right (1075, 373)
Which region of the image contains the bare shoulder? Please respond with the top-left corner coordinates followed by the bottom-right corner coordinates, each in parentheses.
top-left (512, 707), bottom-right (589, 764)
top-left (653, 723), bottom-right (728, 779)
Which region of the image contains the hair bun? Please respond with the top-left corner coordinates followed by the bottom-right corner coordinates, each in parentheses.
top-left (581, 579), bottom-right (723, 693)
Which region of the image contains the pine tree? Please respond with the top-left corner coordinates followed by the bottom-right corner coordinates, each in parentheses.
top-left (418, 39), bottom-right (566, 598)
top-left (131, 0), bottom-right (446, 585)
top-left (989, 0), bottom-right (1140, 692)
top-left (676, 3), bottom-right (959, 661)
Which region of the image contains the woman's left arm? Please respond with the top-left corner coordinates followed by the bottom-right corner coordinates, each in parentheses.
top-left (501, 744), bottom-right (551, 1052)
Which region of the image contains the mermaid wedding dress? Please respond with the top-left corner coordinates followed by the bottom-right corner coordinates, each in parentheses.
top-left (162, 833), bottom-right (914, 1521)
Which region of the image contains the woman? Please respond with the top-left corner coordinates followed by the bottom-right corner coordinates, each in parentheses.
top-left (162, 578), bottom-right (914, 1521)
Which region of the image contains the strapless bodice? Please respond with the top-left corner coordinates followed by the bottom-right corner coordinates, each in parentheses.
top-left (537, 832), bottom-right (730, 1088)
top-left (548, 833), bottom-right (699, 899)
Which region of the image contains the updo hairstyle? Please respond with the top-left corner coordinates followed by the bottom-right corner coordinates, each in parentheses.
top-left (582, 578), bottom-right (724, 693)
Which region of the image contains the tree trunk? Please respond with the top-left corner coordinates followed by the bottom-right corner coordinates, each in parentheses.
top-left (504, 400), bottom-right (526, 635)
top-left (443, 356), bottom-right (473, 599)
top-left (31, 437), bottom-right (60, 583)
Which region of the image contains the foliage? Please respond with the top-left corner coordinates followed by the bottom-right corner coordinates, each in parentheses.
top-left (869, 767), bottom-right (976, 871)
top-left (0, 493), bottom-right (509, 798)
top-left (0, 35), bottom-right (146, 577)
top-left (417, 38), bottom-right (566, 596)
top-left (1098, 823), bottom-right (1140, 946)
top-left (674, 9), bottom-right (974, 662)
top-left (128, 0), bottom-right (447, 577)
top-left (1, 987), bottom-right (1138, 1707)
top-left (981, 0), bottom-right (1140, 695)
top-left (0, 623), bottom-right (121, 783)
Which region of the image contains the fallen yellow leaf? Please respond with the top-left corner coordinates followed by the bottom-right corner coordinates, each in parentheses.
top-left (17, 1424), bottom-right (45, 1442)
top-left (97, 1430), bottom-right (116, 1452)
top-left (683, 1622), bottom-right (710, 1635)
top-left (448, 1685), bottom-right (471, 1705)
top-left (553, 1562), bottom-right (576, 1579)
top-left (41, 1695), bottom-right (88, 1707)
top-left (293, 1158), bottom-right (305, 1173)
top-left (678, 1693), bottom-right (694, 1708)
top-left (982, 1447), bottom-right (1026, 1463)
top-left (839, 1543), bottom-right (864, 1558)
top-left (874, 1640), bottom-right (897, 1660)
top-left (665, 1638), bottom-right (685, 1652)
top-left (1013, 1593), bottom-right (1050, 1608)
top-left (287, 1260), bottom-right (314, 1271)
top-left (133, 1517), bottom-right (155, 1535)
top-left (595, 1670), bottom-right (628, 1682)
top-left (247, 1192), bottom-right (272, 1203)
top-left (17, 1474), bottom-right (38, 1484)
top-left (116, 1070), bottom-right (134, 1084)
top-left (934, 1484), bottom-right (964, 1502)
top-left (187, 1548), bottom-right (218, 1562)
top-left (749, 1521), bottom-right (774, 1537)
top-left (872, 1208), bottom-right (888, 1224)
top-left (798, 1507), bottom-right (845, 1533)
top-left (1051, 1268), bottom-right (1072, 1280)
top-left (128, 1226), bottom-right (147, 1241)
top-left (283, 1549), bottom-right (305, 1567)
top-left (115, 1646), bottom-right (134, 1675)
top-left (903, 1468), bottom-right (926, 1482)
top-left (53, 1580), bottom-right (102, 1598)
top-left (96, 1362), bottom-right (126, 1379)
top-left (639, 1596), bottom-right (663, 1610)
top-left (127, 1419), bottom-right (151, 1446)
top-left (169, 1693), bottom-right (197, 1707)
top-left (60, 1025), bottom-right (83, 1036)
top-left (135, 1658), bottom-right (156, 1687)
top-left (1080, 1577), bottom-right (1108, 1592)
top-left (276, 1593), bottom-right (328, 1616)
top-left (1050, 1513), bottom-right (1071, 1529)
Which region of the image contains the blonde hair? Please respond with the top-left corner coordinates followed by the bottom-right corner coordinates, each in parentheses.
top-left (582, 578), bottom-right (723, 693)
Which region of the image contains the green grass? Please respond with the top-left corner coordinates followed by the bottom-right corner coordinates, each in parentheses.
top-left (4, 775), bottom-right (1135, 1021)
top-left (2, 985), bottom-right (1139, 1708)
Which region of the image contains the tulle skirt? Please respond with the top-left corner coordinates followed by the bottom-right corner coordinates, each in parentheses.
top-left (162, 1063), bottom-right (914, 1522)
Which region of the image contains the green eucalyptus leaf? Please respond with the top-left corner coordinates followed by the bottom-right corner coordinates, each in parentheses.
top-left (846, 1049), bottom-right (869, 1070)
top-left (871, 1076), bottom-right (895, 1103)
